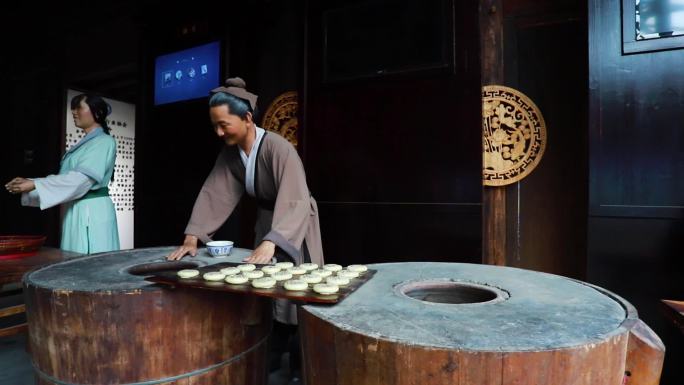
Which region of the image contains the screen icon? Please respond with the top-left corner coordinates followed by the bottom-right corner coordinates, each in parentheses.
top-left (162, 71), bottom-right (173, 88)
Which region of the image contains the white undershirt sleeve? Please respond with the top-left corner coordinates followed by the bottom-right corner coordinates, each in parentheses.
top-left (21, 189), bottom-right (41, 208)
top-left (24, 171), bottom-right (96, 210)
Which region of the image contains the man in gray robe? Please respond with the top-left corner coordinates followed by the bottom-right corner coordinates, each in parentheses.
top-left (167, 78), bottom-right (324, 327)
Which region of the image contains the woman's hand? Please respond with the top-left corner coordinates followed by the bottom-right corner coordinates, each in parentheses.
top-left (244, 240), bottom-right (276, 264)
top-left (167, 235), bottom-right (199, 261)
top-left (5, 177), bottom-right (35, 194)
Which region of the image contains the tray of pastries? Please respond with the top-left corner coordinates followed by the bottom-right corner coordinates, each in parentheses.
top-left (146, 261), bottom-right (374, 304)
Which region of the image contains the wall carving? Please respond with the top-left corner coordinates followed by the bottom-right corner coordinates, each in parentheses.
top-left (483, 85), bottom-right (546, 186)
top-left (262, 91), bottom-right (298, 148)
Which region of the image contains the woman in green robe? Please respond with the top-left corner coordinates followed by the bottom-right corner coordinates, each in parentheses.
top-left (5, 94), bottom-right (120, 254)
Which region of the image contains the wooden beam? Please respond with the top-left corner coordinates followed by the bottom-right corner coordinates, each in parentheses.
top-left (0, 323), bottom-right (27, 338)
top-left (0, 304), bottom-right (25, 318)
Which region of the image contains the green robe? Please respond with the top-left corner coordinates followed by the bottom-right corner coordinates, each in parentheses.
top-left (60, 129), bottom-right (119, 253)
top-left (24, 127), bottom-right (120, 254)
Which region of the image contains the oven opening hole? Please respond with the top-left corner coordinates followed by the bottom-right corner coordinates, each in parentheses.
top-left (398, 281), bottom-right (501, 304)
top-left (127, 261), bottom-right (199, 276)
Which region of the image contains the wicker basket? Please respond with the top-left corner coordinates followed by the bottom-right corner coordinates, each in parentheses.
top-left (0, 235), bottom-right (46, 256)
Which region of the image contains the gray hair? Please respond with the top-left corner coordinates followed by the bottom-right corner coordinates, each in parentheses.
top-left (209, 92), bottom-right (255, 120)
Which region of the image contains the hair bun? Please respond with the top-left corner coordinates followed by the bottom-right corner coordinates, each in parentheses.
top-left (225, 77), bottom-right (246, 88)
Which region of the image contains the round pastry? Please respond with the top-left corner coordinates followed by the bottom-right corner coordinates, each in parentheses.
top-left (238, 264), bottom-right (256, 272)
top-left (300, 274), bottom-right (323, 284)
top-left (322, 263), bottom-right (343, 272)
top-left (225, 274), bottom-right (249, 284)
top-left (219, 267), bottom-right (241, 276)
top-left (244, 270), bottom-right (265, 279)
top-left (275, 261), bottom-right (294, 269)
top-left (311, 269), bottom-right (332, 278)
top-left (326, 276), bottom-right (350, 286)
top-left (299, 263), bottom-right (319, 271)
top-left (283, 279), bottom-right (308, 291)
top-left (337, 270), bottom-right (360, 279)
top-left (262, 265), bottom-right (282, 275)
top-left (203, 272), bottom-right (226, 281)
top-left (288, 267), bottom-right (307, 275)
top-left (177, 269), bottom-right (199, 279)
top-left (347, 264), bottom-right (368, 274)
top-left (272, 271), bottom-right (293, 281)
top-left (313, 283), bottom-right (339, 295)
top-left (252, 276), bottom-right (277, 289)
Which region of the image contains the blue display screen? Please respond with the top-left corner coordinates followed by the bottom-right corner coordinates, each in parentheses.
top-left (154, 41), bottom-right (221, 105)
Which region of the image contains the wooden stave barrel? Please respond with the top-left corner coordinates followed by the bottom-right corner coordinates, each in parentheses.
top-left (23, 246), bottom-right (272, 385)
top-left (300, 262), bottom-right (665, 385)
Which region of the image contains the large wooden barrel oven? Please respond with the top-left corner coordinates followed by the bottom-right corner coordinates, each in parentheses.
top-left (23, 247), bottom-right (272, 385)
top-left (300, 262), bottom-right (665, 385)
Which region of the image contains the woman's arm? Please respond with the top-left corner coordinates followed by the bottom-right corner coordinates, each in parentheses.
top-left (7, 172), bottom-right (95, 210)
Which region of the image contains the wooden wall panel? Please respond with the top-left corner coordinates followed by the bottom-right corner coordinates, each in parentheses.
top-left (588, 0), bottom-right (684, 382)
top-left (304, 0), bottom-right (482, 264)
top-left (589, 0), bottom-right (684, 219)
top-left (503, 16), bottom-right (588, 279)
top-left (317, 203), bottom-right (481, 265)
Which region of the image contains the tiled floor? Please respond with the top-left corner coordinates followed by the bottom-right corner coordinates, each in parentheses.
top-left (0, 334), bottom-right (33, 385)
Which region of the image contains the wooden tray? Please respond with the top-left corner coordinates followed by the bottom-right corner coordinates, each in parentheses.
top-left (145, 262), bottom-right (375, 304)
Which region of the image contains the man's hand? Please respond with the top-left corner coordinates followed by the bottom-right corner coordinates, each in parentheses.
top-left (244, 240), bottom-right (276, 264)
top-left (167, 235), bottom-right (198, 261)
top-left (5, 177), bottom-right (35, 194)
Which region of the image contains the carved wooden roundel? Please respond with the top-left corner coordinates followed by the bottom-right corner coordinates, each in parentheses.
top-left (262, 91), bottom-right (298, 148)
top-left (482, 85), bottom-right (547, 186)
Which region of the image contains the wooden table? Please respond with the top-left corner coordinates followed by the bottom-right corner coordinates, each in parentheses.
top-left (0, 247), bottom-right (83, 337)
top-left (661, 299), bottom-right (684, 334)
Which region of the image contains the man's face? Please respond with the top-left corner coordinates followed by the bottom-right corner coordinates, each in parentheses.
top-left (210, 105), bottom-right (250, 146)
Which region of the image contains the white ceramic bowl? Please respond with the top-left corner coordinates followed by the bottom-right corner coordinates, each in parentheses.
top-left (206, 240), bottom-right (234, 257)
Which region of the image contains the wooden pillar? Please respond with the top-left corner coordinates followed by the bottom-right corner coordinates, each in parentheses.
top-left (480, 0), bottom-right (506, 266)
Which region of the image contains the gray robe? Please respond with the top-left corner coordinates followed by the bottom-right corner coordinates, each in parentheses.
top-left (185, 131), bottom-right (324, 324)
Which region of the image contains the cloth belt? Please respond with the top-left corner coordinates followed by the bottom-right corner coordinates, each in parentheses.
top-left (81, 187), bottom-right (109, 200)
